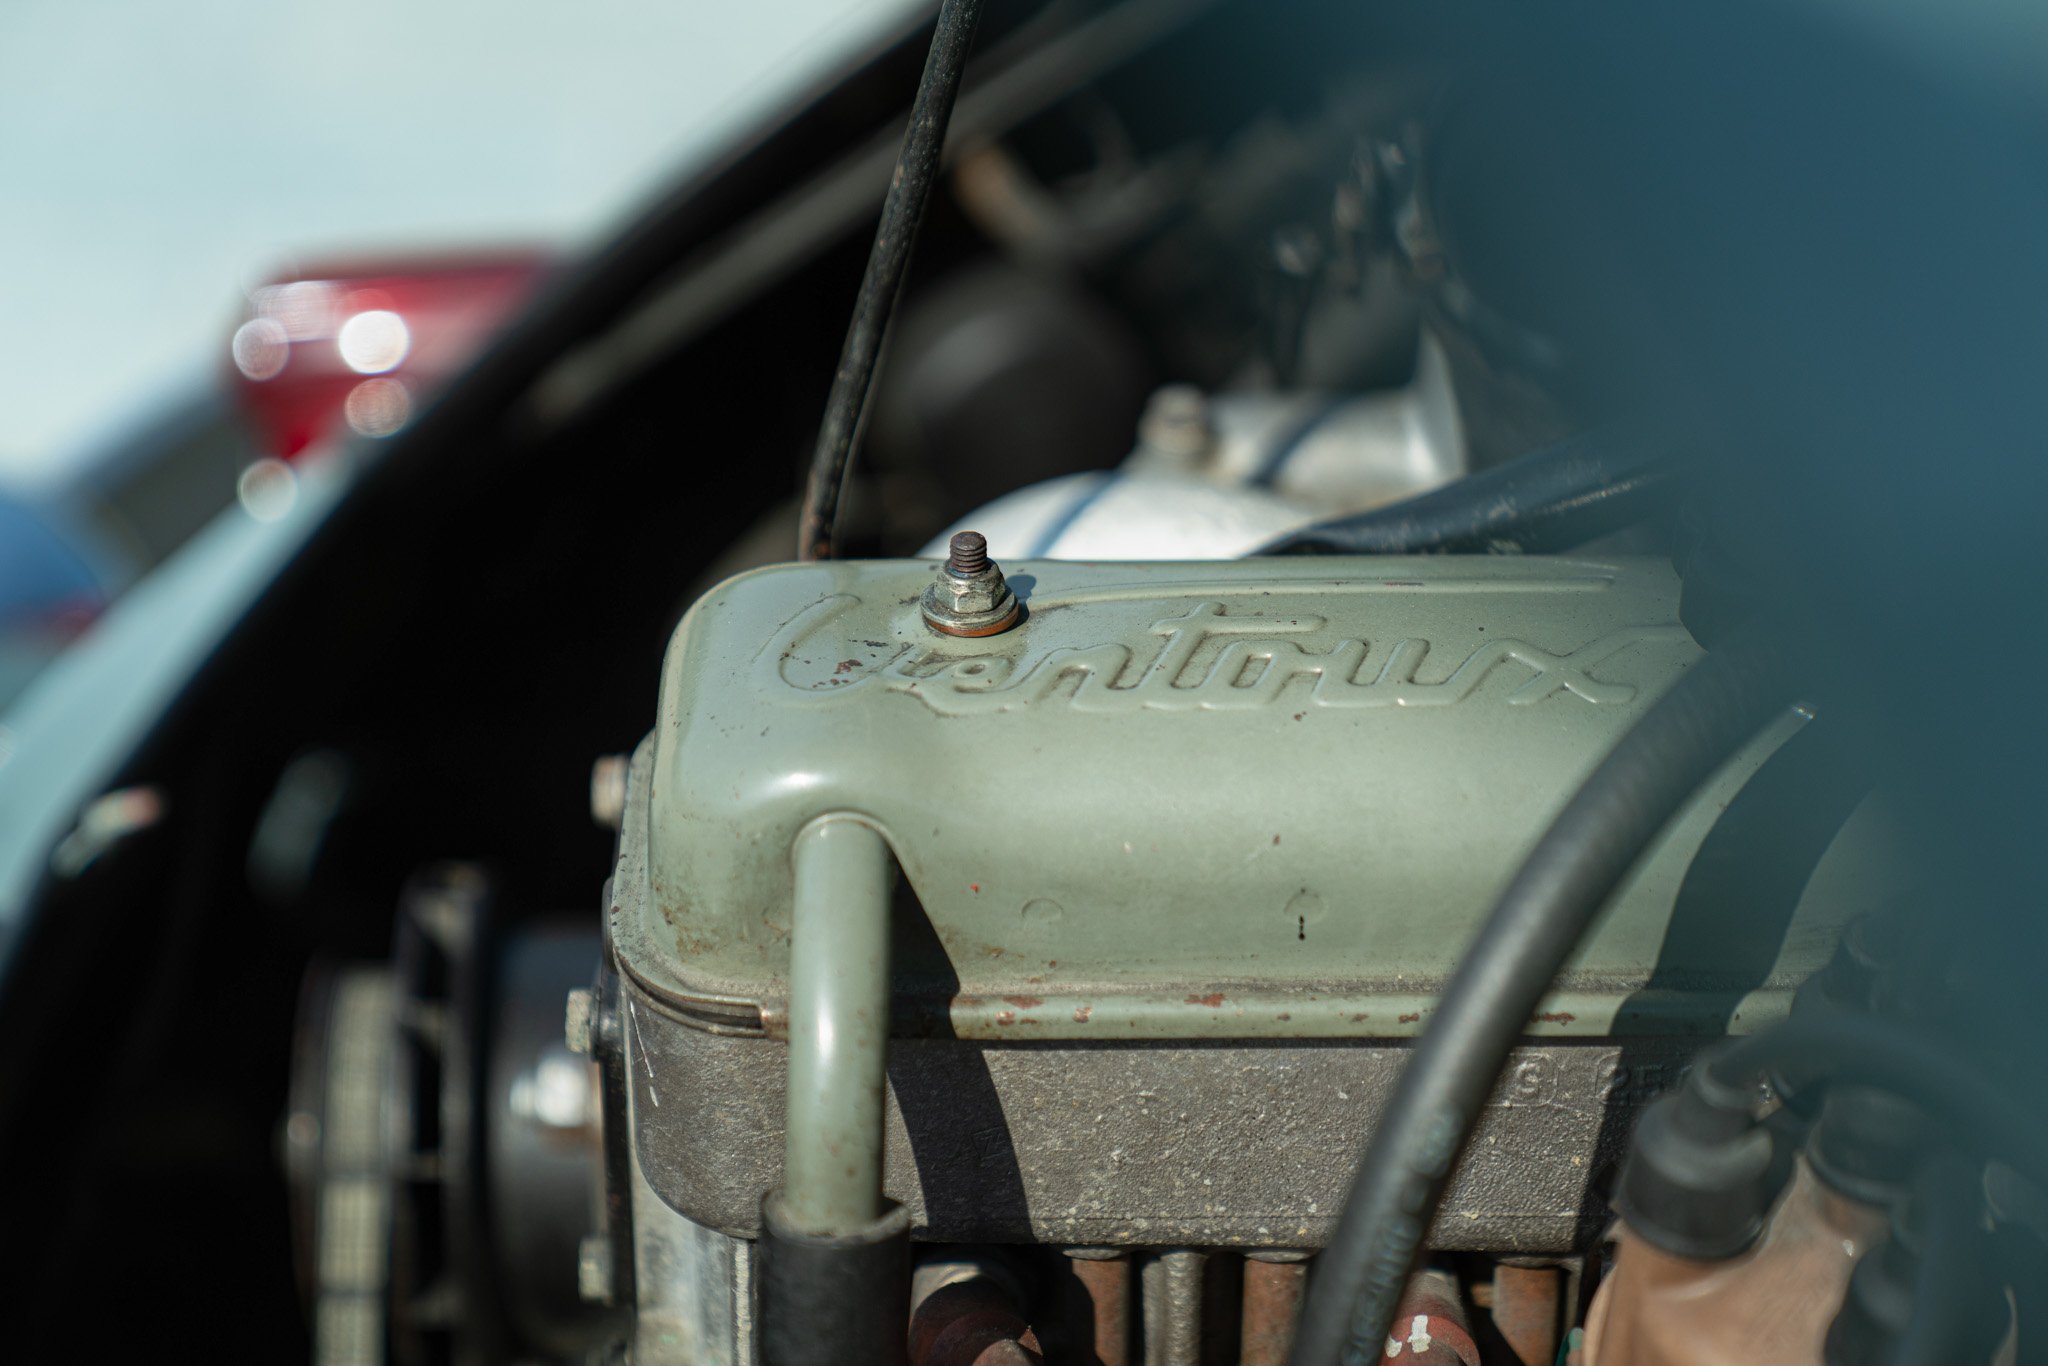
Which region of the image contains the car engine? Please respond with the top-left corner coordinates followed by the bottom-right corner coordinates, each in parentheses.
top-left (7, 1), bottom-right (2043, 1363)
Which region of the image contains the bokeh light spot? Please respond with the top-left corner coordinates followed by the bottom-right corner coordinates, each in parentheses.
top-left (336, 309), bottom-right (410, 374)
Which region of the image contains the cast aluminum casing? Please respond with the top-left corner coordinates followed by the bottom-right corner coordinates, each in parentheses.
top-left (606, 556), bottom-right (1874, 1250)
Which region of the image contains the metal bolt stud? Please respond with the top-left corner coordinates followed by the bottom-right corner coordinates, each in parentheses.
top-left (922, 529), bottom-right (1020, 637)
top-left (1137, 384), bottom-right (1214, 464)
top-left (947, 531), bottom-right (990, 575)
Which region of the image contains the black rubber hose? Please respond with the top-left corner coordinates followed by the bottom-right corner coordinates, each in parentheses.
top-left (1825, 1157), bottom-right (2006, 1366)
top-left (1257, 431), bottom-right (1676, 557)
top-left (1896, 1160), bottom-right (2000, 1366)
top-left (798, 0), bottom-right (987, 561)
top-left (1710, 1012), bottom-right (2048, 1192)
top-left (1288, 646), bottom-right (1786, 1366)
top-left (760, 1196), bottom-right (912, 1366)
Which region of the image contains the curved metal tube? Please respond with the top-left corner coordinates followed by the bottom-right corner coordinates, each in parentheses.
top-left (782, 816), bottom-right (898, 1234)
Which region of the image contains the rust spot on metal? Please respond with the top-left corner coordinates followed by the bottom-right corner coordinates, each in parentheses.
top-left (970, 883), bottom-right (981, 894)
top-left (834, 658), bottom-right (861, 674)
top-left (1532, 1011), bottom-right (1576, 1025)
top-left (1241, 1258), bottom-right (1307, 1366)
top-left (1004, 995), bottom-right (1044, 1009)
top-left (1073, 1005), bottom-right (1092, 1023)
top-left (910, 1275), bottom-right (1044, 1366)
top-left (1272, 834), bottom-right (1281, 845)
top-left (995, 1010), bottom-right (1016, 1026)
top-left (1276, 1012), bottom-right (1291, 1021)
top-left (1186, 992), bottom-right (1226, 1007)
top-left (1293, 712), bottom-right (1305, 721)
top-left (1491, 1264), bottom-right (1562, 1366)
top-left (1399, 1012), bottom-right (1421, 1023)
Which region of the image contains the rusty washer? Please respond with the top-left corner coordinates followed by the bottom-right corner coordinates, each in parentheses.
top-left (923, 531), bottom-right (1021, 637)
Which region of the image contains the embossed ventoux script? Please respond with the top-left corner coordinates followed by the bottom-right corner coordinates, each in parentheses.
top-left (771, 597), bottom-right (1688, 714)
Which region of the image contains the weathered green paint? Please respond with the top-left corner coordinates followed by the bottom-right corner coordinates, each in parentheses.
top-left (779, 816), bottom-right (895, 1234)
top-left (610, 556), bottom-right (1870, 1041)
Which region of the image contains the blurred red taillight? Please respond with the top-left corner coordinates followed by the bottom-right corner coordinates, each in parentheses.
top-left (226, 251), bottom-right (552, 459)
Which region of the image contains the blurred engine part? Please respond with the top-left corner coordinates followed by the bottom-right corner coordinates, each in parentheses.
top-left (1577, 935), bottom-right (2036, 1366)
top-left (867, 263), bottom-right (1155, 519)
top-left (922, 333), bottom-right (1463, 560)
top-left (287, 867), bottom-right (616, 1365)
top-left (1262, 428), bottom-right (1671, 560)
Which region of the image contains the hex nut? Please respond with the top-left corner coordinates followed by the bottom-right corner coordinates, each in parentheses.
top-left (933, 568), bottom-right (1007, 617)
top-left (922, 568), bottom-right (1019, 635)
top-left (922, 530), bottom-right (1020, 637)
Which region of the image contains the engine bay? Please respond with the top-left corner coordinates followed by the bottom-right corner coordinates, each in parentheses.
top-left (3, 1), bottom-right (2044, 1362)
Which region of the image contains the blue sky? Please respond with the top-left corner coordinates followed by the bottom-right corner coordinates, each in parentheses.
top-left (0, 0), bottom-right (910, 484)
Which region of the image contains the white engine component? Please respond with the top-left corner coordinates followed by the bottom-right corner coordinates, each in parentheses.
top-left (925, 336), bottom-right (1466, 561)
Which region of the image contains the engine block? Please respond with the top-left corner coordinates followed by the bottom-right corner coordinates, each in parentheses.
top-left (602, 555), bottom-right (1869, 1254)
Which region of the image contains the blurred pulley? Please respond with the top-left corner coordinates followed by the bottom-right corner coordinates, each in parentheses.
top-left (284, 864), bottom-right (616, 1365)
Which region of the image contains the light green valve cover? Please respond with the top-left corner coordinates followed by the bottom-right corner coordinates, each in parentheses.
top-left (612, 556), bottom-right (1870, 1041)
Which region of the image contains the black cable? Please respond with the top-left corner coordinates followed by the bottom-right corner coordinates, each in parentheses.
top-left (1896, 1159), bottom-right (1996, 1366)
top-left (798, 0), bottom-right (988, 561)
top-left (1711, 1011), bottom-right (2048, 1192)
top-left (1257, 430), bottom-right (1676, 557)
top-left (1288, 646), bottom-right (1786, 1366)
top-left (1826, 1156), bottom-right (2006, 1366)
